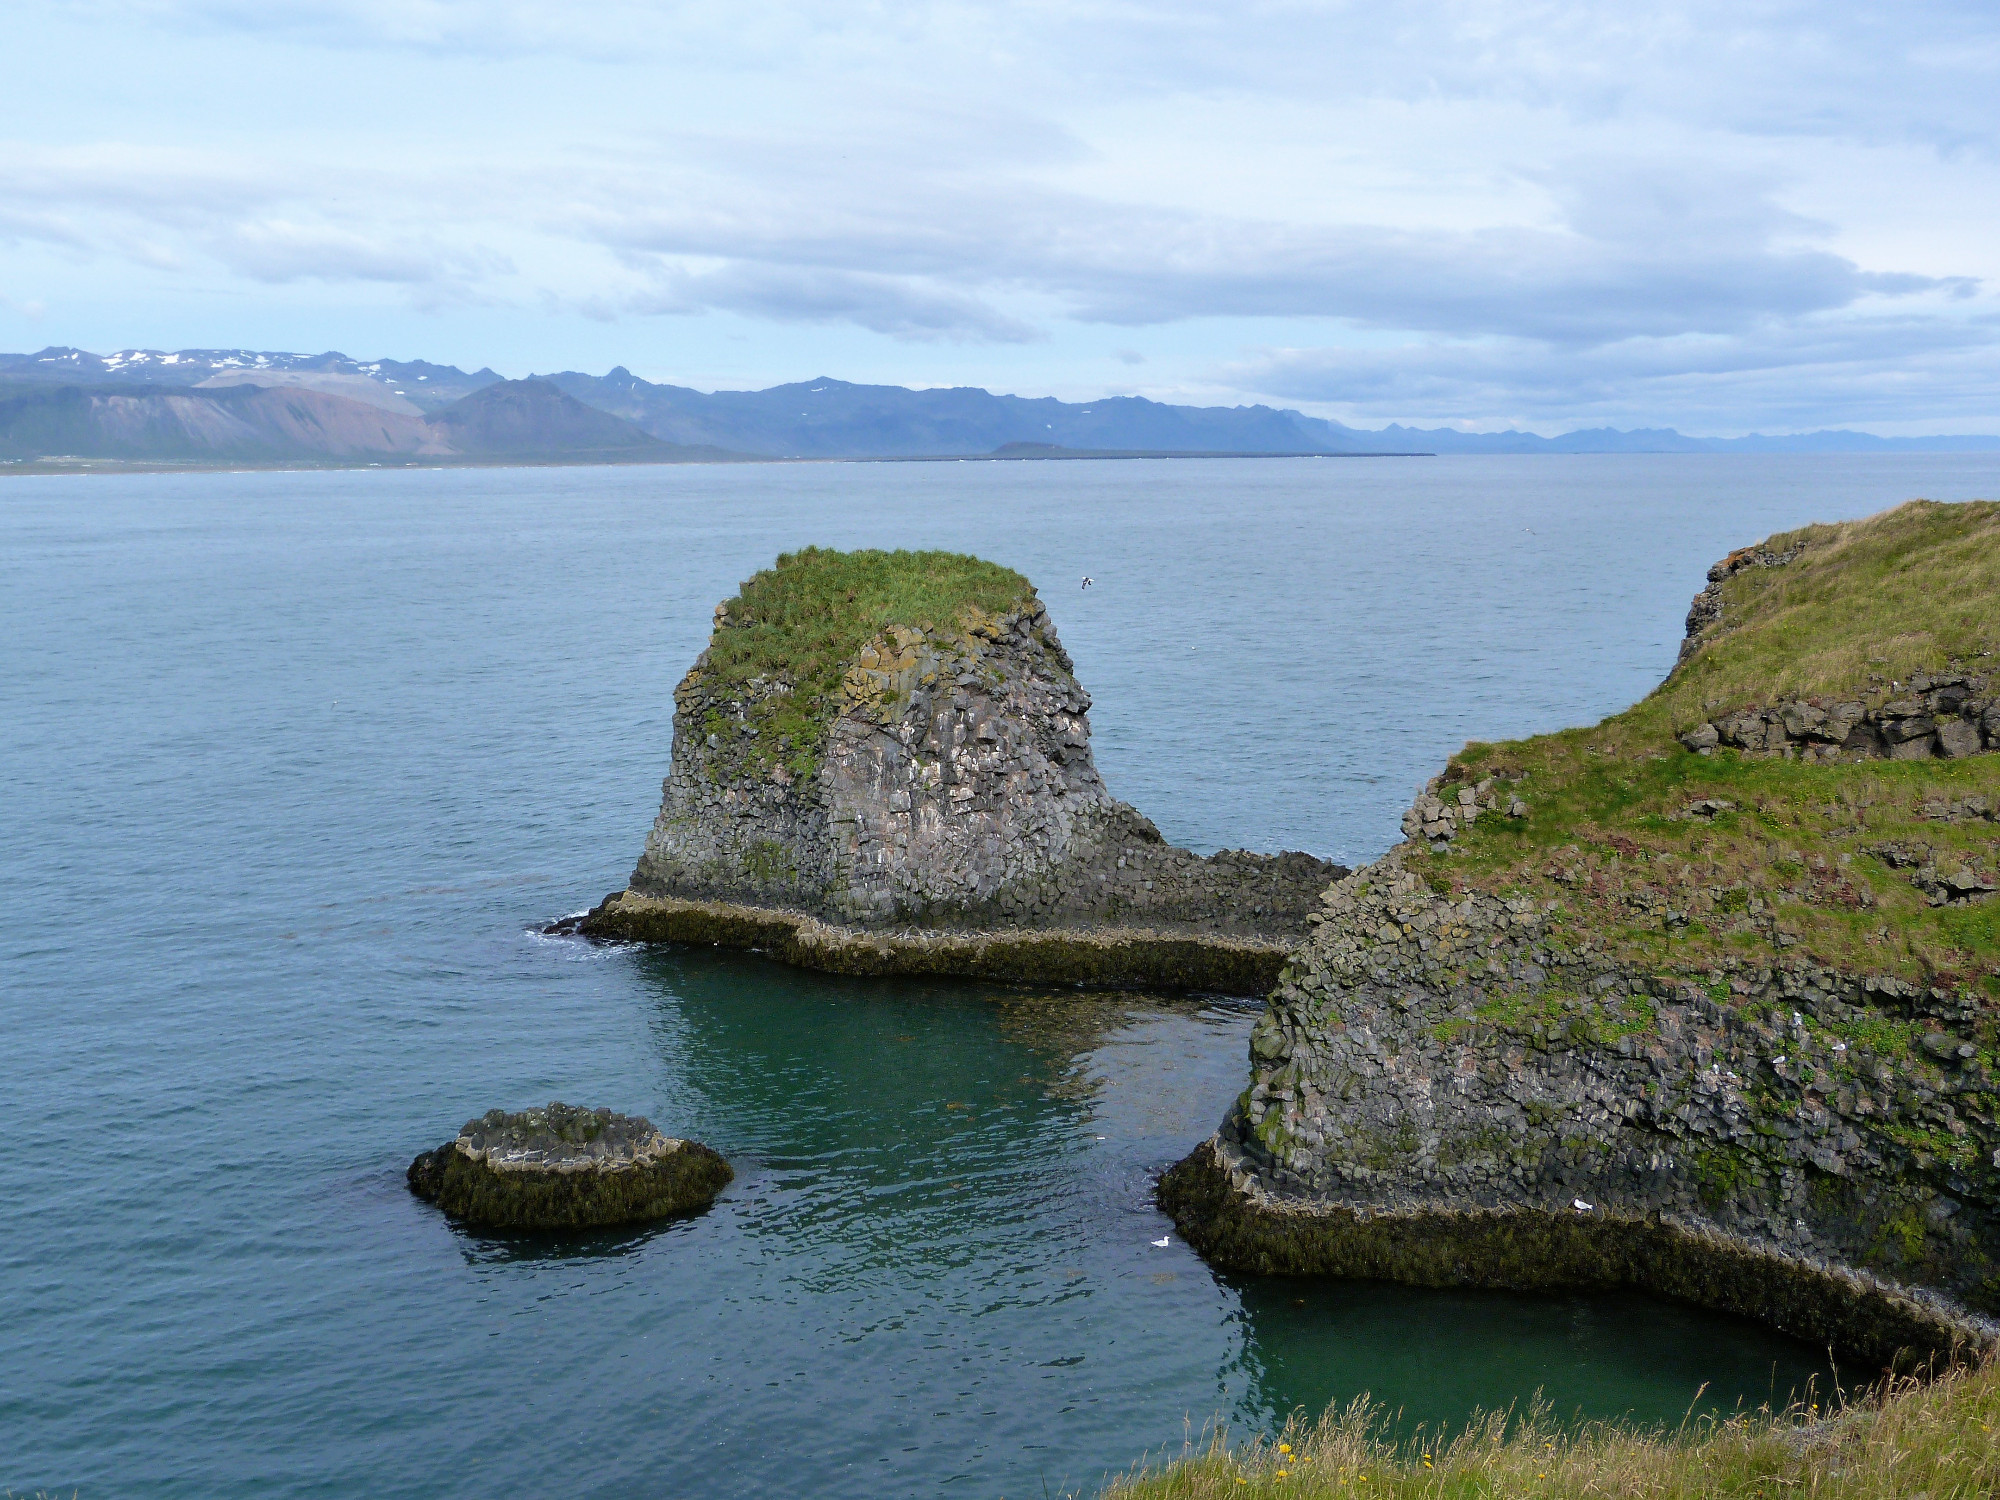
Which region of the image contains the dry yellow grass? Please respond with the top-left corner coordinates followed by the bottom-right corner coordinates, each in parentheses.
top-left (1103, 1358), bottom-right (2000, 1499)
top-left (1657, 499), bottom-right (2000, 729)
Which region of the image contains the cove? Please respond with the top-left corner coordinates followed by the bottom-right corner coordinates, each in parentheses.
top-left (12, 458), bottom-right (2000, 1496)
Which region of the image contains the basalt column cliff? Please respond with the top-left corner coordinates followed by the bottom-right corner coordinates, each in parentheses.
top-left (1162, 501), bottom-right (2000, 1368)
top-left (578, 548), bottom-right (1340, 991)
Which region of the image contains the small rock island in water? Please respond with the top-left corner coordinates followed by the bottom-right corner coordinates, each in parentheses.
top-left (574, 547), bottom-right (1342, 993)
top-left (1162, 500), bottom-right (2000, 1369)
top-left (408, 1103), bottom-right (731, 1229)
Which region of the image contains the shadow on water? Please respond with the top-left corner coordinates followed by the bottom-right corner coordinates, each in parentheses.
top-left (447, 1212), bottom-right (710, 1267)
top-left (1223, 1266), bottom-right (1842, 1439)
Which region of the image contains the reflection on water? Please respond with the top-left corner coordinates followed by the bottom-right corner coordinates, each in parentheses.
top-left (1229, 1277), bottom-right (1836, 1440)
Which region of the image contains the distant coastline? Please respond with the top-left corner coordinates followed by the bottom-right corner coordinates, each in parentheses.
top-left (5, 346), bottom-right (1996, 470)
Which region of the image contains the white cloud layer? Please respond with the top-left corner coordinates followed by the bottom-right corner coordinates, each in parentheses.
top-left (2, 0), bottom-right (1997, 431)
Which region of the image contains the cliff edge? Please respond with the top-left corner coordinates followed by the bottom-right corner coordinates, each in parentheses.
top-left (578, 547), bottom-right (1341, 992)
top-left (1161, 500), bottom-right (2000, 1368)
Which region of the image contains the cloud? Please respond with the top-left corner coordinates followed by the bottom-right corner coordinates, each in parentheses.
top-left (0, 146), bottom-right (512, 298)
top-left (610, 263), bottom-right (1041, 343)
top-left (570, 151), bottom-right (1955, 347)
top-left (212, 222), bottom-right (513, 287)
top-left (1228, 314), bottom-right (2000, 430)
top-left (4, 1), bottom-right (1997, 426)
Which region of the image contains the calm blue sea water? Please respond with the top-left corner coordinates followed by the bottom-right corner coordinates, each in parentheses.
top-left (7, 454), bottom-right (1999, 1499)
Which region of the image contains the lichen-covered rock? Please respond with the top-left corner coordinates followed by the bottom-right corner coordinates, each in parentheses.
top-left (1162, 849), bottom-right (1999, 1364)
top-left (407, 1103), bottom-right (731, 1230)
top-left (578, 548), bottom-right (1341, 989)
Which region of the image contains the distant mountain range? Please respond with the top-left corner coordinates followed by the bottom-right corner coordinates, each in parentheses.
top-left (3, 346), bottom-right (1996, 466)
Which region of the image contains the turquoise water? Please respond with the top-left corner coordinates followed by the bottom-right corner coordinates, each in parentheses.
top-left (8, 455), bottom-right (2000, 1497)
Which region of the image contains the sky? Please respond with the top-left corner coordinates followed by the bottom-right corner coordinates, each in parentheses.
top-left (2, 1), bottom-right (1998, 435)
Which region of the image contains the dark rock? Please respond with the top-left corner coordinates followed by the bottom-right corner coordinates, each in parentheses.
top-left (1939, 719), bottom-right (1983, 759)
top-left (407, 1102), bottom-right (731, 1230)
top-left (1920, 1033), bottom-right (1966, 1064)
top-left (1883, 714), bottom-right (1937, 744)
top-left (1168, 840), bottom-right (2000, 1362)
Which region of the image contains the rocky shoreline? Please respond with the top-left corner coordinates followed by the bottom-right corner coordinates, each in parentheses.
top-left (569, 889), bottom-right (1302, 993)
top-left (1160, 504), bottom-right (2000, 1369)
top-left (1161, 1136), bottom-right (1991, 1370)
top-left (1157, 845), bottom-right (2000, 1365)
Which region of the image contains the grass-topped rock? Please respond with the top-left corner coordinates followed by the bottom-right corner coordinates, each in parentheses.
top-left (575, 546), bottom-right (1341, 993)
top-left (1163, 501), bottom-right (2000, 1366)
top-left (407, 1102), bottom-right (731, 1230)
top-left (697, 546), bottom-right (1035, 786)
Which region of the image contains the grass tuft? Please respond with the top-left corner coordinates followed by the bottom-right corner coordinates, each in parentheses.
top-left (1102, 1358), bottom-right (2000, 1499)
top-left (692, 546), bottom-right (1035, 781)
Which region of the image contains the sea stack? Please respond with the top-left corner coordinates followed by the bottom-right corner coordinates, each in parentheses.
top-left (577, 547), bottom-right (1341, 992)
top-left (408, 1103), bottom-right (731, 1229)
top-left (1161, 501), bottom-right (2000, 1368)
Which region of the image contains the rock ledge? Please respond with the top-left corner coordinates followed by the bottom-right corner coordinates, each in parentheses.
top-left (408, 1103), bottom-right (731, 1229)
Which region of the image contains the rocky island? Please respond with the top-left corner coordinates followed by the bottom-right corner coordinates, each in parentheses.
top-left (408, 1102), bottom-right (731, 1229)
top-left (1162, 500), bottom-right (2000, 1368)
top-left (576, 547), bottom-right (1341, 992)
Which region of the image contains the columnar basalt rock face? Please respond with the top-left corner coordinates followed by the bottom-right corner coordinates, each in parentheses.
top-left (582, 553), bottom-right (1341, 989)
top-left (407, 1103), bottom-right (731, 1230)
top-left (1164, 850), bottom-right (2000, 1362)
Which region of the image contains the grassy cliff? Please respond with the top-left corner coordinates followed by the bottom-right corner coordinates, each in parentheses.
top-left (1426, 501), bottom-right (1999, 993)
top-left (686, 547), bottom-right (1037, 782)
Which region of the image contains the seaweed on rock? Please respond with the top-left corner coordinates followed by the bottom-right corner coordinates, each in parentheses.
top-left (407, 1103), bottom-right (732, 1231)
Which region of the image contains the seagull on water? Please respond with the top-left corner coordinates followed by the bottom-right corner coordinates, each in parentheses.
top-left (1151, 1236), bottom-right (1171, 1248)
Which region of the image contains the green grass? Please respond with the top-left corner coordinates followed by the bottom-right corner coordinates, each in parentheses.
top-left (1667, 498), bottom-right (2000, 712)
top-left (1100, 1358), bottom-right (2000, 1500)
top-left (1426, 501), bottom-right (2000, 992)
top-left (691, 546), bottom-right (1035, 781)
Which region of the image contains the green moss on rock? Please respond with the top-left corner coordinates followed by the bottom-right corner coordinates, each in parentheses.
top-left (696, 547), bottom-right (1034, 783)
top-left (1159, 1139), bottom-right (1986, 1372)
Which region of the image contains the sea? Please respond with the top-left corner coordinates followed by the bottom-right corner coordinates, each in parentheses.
top-left (7, 453), bottom-right (1999, 1498)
